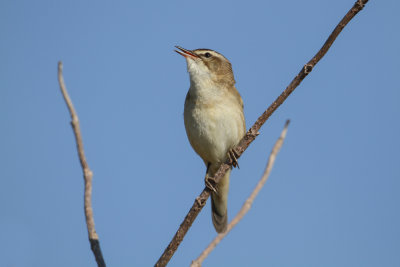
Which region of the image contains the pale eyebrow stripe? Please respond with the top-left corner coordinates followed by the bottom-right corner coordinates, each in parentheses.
top-left (194, 49), bottom-right (225, 60)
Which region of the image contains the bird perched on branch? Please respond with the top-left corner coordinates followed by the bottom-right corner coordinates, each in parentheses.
top-left (175, 46), bottom-right (246, 233)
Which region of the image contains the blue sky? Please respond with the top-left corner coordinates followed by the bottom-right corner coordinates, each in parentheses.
top-left (1, 0), bottom-right (399, 266)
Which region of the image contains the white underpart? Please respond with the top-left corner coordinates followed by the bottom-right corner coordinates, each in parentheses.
top-left (184, 57), bottom-right (244, 165)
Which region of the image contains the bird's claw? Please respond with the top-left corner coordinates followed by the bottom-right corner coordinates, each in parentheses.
top-left (228, 148), bottom-right (240, 169)
top-left (205, 175), bottom-right (218, 194)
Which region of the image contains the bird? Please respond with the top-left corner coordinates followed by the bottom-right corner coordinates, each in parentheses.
top-left (175, 46), bottom-right (246, 233)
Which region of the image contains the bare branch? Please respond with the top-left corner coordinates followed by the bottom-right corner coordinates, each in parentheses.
top-left (191, 120), bottom-right (290, 267)
top-left (58, 62), bottom-right (106, 267)
top-left (155, 1), bottom-right (369, 266)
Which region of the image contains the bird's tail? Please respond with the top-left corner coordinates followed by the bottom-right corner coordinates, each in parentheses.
top-left (210, 168), bottom-right (231, 233)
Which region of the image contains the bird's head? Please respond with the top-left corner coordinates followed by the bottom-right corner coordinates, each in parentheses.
top-left (175, 46), bottom-right (235, 87)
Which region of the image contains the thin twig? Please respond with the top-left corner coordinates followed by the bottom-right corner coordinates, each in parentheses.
top-left (155, 1), bottom-right (369, 266)
top-left (58, 62), bottom-right (106, 267)
top-left (191, 120), bottom-right (290, 267)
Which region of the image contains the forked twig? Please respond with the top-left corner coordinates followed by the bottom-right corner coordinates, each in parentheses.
top-left (58, 62), bottom-right (106, 267)
top-left (191, 120), bottom-right (290, 267)
top-left (155, 1), bottom-right (369, 266)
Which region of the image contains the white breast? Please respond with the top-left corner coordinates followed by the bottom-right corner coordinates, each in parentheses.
top-left (184, 81), bottom-right (245, 165)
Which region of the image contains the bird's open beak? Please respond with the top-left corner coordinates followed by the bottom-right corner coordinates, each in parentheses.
top-left (174, 46), bottom-right (199, 59)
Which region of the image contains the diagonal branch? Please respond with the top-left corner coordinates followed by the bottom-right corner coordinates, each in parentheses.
top-left (191, 120), bottom-right (290, 267)
top-left (58, 62), bottom-right (106, 267)
top-left (155, 1), bottom-right (369, 266)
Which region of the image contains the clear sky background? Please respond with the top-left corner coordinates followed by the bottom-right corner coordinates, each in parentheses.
top-left (1, 0), bottom-right (399, 266)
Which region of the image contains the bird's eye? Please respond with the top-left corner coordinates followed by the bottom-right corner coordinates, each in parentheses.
top-left (204, 52), bottom-right (212, 58)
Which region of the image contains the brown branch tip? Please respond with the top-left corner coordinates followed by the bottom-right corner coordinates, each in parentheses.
top-left (58, 61), bottom-right (106, 267)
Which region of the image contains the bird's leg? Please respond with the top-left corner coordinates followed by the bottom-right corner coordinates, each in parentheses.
top-left (205, 174), bottom-right (218, 194)
top-left (228, 148), bottom-right (240, 169)
top-left (204, 162), bottom-right (218, 194)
